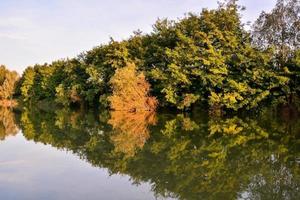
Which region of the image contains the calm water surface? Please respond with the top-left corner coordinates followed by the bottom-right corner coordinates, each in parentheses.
top-left (0, 107), bottom-right (299, 199)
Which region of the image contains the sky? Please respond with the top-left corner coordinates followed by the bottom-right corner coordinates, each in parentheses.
top-left (0, 0), bottom-right (277, 73)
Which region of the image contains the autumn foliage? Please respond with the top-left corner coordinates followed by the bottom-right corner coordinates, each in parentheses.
top-left (0, 65), bottom-right (19, 106)
top-left (109, 63), bottom-right (158, 112)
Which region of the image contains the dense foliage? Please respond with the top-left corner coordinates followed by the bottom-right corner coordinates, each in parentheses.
top-left (15, 0), bottom-right (300, 112)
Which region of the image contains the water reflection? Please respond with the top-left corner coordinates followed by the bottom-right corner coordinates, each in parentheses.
top-left (3, 108), bottom-right (300, 199)
top-left (0, 108), bottom-right (18, 140)
top-left (109, 111), bottom-right (157, 157)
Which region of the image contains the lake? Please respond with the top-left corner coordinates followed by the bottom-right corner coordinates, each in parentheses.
top-left (0, 107), bottom-right (299, 199)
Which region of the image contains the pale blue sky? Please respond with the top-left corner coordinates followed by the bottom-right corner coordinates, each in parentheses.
top-left (0, 0), bottom-right (277, 73)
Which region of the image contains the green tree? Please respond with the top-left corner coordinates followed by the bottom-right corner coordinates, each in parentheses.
top-left (151, 2), bottom-right (288, 111)
top-left (19, 67), bottom-right (36, 102)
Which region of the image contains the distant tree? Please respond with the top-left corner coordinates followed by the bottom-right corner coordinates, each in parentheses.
top-left (109, 63), bottom-right (158, 112)
top-left (0, 65), bottom-right (19, 100)
top-left (252, 0), bottom-right (300, 66)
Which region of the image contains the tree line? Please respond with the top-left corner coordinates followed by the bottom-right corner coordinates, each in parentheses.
top-left (10, 0), bottom-right (300, 112)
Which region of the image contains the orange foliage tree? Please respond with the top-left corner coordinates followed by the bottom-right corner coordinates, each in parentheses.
top-left (109, 63), bottom-right (158, 112)
top-left (0, 65), bottom-right (19, 107)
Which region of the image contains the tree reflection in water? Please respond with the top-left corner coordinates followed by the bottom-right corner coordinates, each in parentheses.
top-left (6, 108), bottom-right (300, 199)
top-left (109, 111), bottom-right (157, 157)
top-left (0, 107), bottom-right (18, 140)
